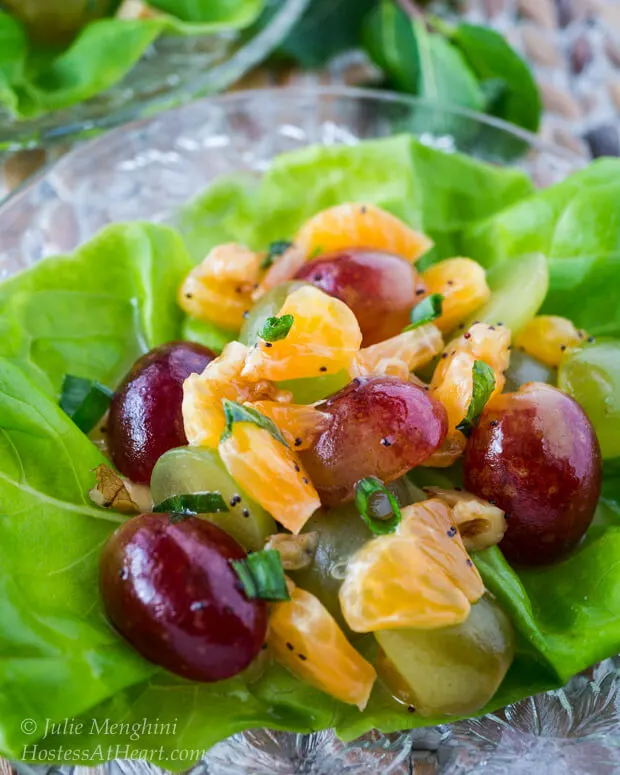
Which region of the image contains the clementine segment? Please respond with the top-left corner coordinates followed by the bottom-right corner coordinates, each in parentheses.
top-left (179, 244), bottom-right (261, 330)
top-left (338, 500), bottom-right (483, 633)
top-left (182, 342), bottom-right (288, 448)
top-left (421, 258), bottom-right (490, 334)
top-left (268, 583), bottom-right (376, 709)
top-left (242, 286), bottom-right (362, 382)
top-left (219, 422), bottom-right (320, 534)
top-left (425, 323), bottom-right (511, 467)
top-left (295, 203), bottom-right (433, 263)
top-left (351, 324), bottom-right (443, 379)
top-left (515, 315), bottom-right (585, 367)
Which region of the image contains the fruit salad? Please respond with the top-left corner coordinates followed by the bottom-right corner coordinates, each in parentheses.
top-left (0, 135), bottom-right (619, 768)
top-left (99, 204), bottom-right (600, 715)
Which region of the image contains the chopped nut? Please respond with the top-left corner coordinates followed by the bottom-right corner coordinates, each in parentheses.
top-left (424, 487), bottom-right (507, 552)
top-left (89, 464), bottom-right (152, 515)
top-left (265, 532), bottom-right (319, 570)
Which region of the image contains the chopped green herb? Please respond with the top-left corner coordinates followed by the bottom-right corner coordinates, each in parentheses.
top-left (153, 492), bottom-right (229, 520)
top-left (261, 240), bottom-right (294, 269)
top-left (355, 476), bottom-right (402, 535)
top-left (259, 314), bottom-right (294, 343)
top-left (308, 245), bottom-right (324, 259)
top-left (456, 360), bottom-right (496, 438)
top-left (231, 550), bottom-right (290, 601)
top-left (403, 293), bottom-right (444, 331)
top-left (59, 375), bottom-right (114, 434)
top-left (221, 399), bottom-right (288, 446)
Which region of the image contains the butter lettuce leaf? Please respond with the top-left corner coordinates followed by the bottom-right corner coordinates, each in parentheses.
top-left (463, 158), bottom-right (620, 336)
top-left (0, 222), bottom-right (192, 396)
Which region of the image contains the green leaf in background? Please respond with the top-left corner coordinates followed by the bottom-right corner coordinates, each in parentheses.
top-left (277, 0), bottom-right (377, 68)
top-left (362, 1), bottom-right (541, 135)
top-left (463, 158), bottom-right (620, 336)
top-left (0, 0), bottom-right (263, 120)
top-left (0, 222), bottom-right (192, 396)
top-left (0, 12), bottom-right (27, 113)
top-left (414, 17), bottom-right (484, 112)
top-left (362, 0), bottom-right (421, 91)
top-left (450, 23), bottom-right (541, 131)
top-left (363, 2), bottom-right (484, 114)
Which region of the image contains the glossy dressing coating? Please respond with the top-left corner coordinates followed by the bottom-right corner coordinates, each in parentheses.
top-left (100, 514), bottom-right (267, 682)
top-left (108, 342), bottom-right (215, 482)
top-left (464, 382), bottom-right (602, 566)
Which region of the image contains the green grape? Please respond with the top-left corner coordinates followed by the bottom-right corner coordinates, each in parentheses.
top-left (239, 281), bottom-right (306, 346)
top-left (558, 341), bottom-right (620, 459)
top-left (504, 349), bottom-right (556, 392)
top-left (376, 595), bottom-right (515, 717)
top-left (278, 371), bottom-right (351, 404)
top-left (466, 253), bottom-right (549, 334)
top-left (291, 477), bottom-right (421, 629)
top-left (150, 446), bottom-right (276, 551)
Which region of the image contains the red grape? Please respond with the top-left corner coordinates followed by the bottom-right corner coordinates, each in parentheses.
top-left (294, 249), bottom-right (423, 345)
top-left (108, 342), bottom-right (215, 482)
top-left (463, 383), bottom-right (602, 566)
top-left (300, 376), bottom-right (448, 506)
top-left (100, 513), bottom-right (267, 681)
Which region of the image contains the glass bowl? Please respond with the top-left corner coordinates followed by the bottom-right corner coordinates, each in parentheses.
top-left (3, 87), bottom-right (616, 775)
top-left (0, 0), bottom-right (309, 151)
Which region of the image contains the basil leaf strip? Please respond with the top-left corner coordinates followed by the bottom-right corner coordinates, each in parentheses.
top-left (456, 359), bottom-right (496, 438)
top-left (231, 549), bottom-right (290, 601)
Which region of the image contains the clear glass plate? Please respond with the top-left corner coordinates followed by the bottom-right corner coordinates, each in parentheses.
top-left (3, 86), bottom-right (617, 775)
top-left (0, 0), bottom-right (309, 151)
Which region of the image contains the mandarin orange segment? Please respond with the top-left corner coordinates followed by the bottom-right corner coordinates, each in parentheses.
top-left (182, 342), bottom-right (289, 448)
top-left (242, 286), bottom-right (363, 382)
top-left (338, 500), bottom-right (483, 633)
top-left (268, 583), bottom-right (377, 709)
top-left (515, 315), bottom-right (585, 367)
top-left (183, 342), bottom-right (250, 448)
top-left (398, 500), bottom-right (484, 603)
top-left (421, 258), bottom-right (490, 333)
top-left (425, 323), bottom-right (511, 467)
top-left (248, 401), bottom-right (330, 450)
top-left (179, 244), bottom-right (261, 330)
top-left (219, 422), bottom-right (320, 534)
top-left (295, 203), bottom-right (433, 263)
top-left (351, 324), bottom-right (443, 379)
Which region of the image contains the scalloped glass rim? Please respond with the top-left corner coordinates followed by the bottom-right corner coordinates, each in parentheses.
top-left (2, 86), bottom-right (615, 775)
top-left (0, 0), bottom-right (310, 151)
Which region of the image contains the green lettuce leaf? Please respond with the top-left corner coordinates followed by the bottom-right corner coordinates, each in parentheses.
top-left (0, 358), bottom-right (155, 754)
top-left (173, 134), bottom-right (534, 267)
top-left (0, 0), bottom-right (262, 120)
top-left (0, 222), bottom-right (192, 395)
top-left (463, 158), bottom-right (620, 335)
